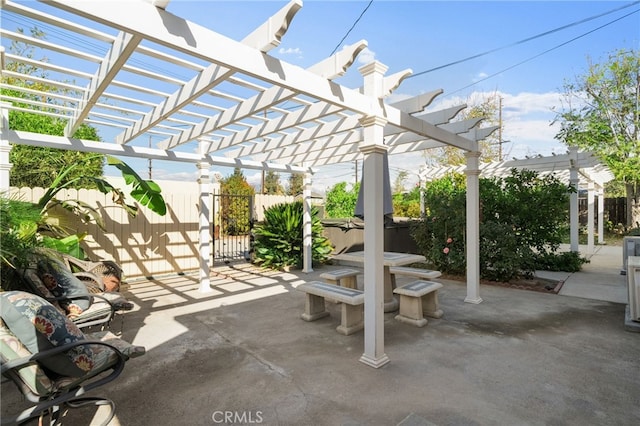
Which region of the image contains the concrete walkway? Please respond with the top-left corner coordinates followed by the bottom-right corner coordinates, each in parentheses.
top-left (536, 244), bottom-right (628, 304)
top-left (2, 246), bottom-right (639, 426)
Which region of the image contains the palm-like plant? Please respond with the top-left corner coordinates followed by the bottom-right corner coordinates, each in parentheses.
top-left (253, 201), bottom-right (332, 270)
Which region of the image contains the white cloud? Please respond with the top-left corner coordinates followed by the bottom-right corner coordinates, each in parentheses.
top-left (357, 47), bottom-right (376, 64)
top-left (278, 47), bottom-right (303, 56)
top-left (245, 171), bottom-right (262, 189)
top-left (473, 72), bottom-right (489, 82)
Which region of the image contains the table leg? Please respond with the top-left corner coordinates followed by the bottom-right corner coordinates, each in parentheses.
top-left (383, 266), bottom-right (399, 312)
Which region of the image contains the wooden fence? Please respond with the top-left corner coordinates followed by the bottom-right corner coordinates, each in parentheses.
top-left (9, 182), bottom-right (293, 279)
top-left (578, 197), bottom-right (627, 227)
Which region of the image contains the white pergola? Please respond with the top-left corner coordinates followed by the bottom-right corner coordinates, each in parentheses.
top-left (419, 147), bottom-right (614, 254)
top-left (0, 0), bottom-right (497, 368)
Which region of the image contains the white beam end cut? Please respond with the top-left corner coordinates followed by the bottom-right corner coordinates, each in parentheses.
top-left (382, 69), bottom-right (412, 97)
top-left (389, 89), bottom-right (444, 114)
top-left (151, 0), bottom-right (170, 10)
top-left (242, 0), bottom-right (303, 53)
top-left (307, 39), bottom-right (368, 80)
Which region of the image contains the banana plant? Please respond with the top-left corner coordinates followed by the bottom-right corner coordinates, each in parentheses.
top-left (33, 154), bottom-right (166, 256)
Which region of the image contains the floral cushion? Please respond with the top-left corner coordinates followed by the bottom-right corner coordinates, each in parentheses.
top-left (0, 317), bottom-right (54, 396)
top-left (0, 291), bottom-right (93, 377)
top-left (86, 330), bottom-right (146, 360)
top-left (36, 255), bottom-right (92, 313)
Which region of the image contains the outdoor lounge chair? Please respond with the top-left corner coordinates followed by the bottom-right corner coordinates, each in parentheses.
top-left (15, 250), bottom-right (134, 330)
top-left (60, 253), bottom-right (124, 293)
top-left (0, 291), bottom-right (145, 425)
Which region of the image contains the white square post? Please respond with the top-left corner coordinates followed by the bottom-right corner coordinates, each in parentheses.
top-left (569, 147), bottom-right (580, 252)
top-left (197, 142), bottom-right (212, 293)
top-left (587, 180), bottom-right (595, 254)
top-left (597, 188), bottom-right (605, 244)
top-left (302, 171), bottom-right (313, 273)
top-left (0, 103), bottom-right (12, 193)
top-left (358, 61), bottom-right (390, 369)
top-left (464, 148), bottom-right (482, 304)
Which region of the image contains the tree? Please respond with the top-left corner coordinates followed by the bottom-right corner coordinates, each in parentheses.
top-left (220, 168), bottom-right (255, 235)
top-left (264, 171), bottom-right (284, 195)
top-left (555, 49), bottom-right (640, 229)
top-left (423, 92), bottom-right (502, 167)
top-left (3, 27), bottom-right (105, 188)
top-left (393, 170), bottom-right (408, 194)
top-left (9, 113), bottom-right (104, 188)
top-left (324, 182), bottom-right (360, 218)
top-left (287, 173), bottom-right (304, 196)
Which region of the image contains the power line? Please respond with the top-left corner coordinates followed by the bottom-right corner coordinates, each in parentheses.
top-left (329, 0), bottom-right (374, 56)
top-left (407, 0), bottom-right (640, 80)
top-left (448, 7), bottom-right (640, 96)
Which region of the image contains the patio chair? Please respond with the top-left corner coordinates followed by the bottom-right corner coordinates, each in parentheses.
top-left (0, 291), bottom-right (145, 425)
top-left (15, 251), bottom-right (134, 330)
top-left (60, 253), bottom-right (124, 293)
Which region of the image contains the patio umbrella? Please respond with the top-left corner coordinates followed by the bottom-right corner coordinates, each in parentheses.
top-left (354, 150), bottom-right (394, 224)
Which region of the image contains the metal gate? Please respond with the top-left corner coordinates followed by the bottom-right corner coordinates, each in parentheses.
top-left (212, 193), bottom-right (254, 264)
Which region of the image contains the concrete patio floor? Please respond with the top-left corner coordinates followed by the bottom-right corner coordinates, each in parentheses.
top-left (2, 245), bottom-right (639, 425)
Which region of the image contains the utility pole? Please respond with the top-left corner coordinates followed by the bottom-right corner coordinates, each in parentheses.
top-left (498, 96), bottom-right (503, 161)
top-left (148, 135), bottom-right (152, 179)
top-left (355, 159), bottom-right (359, 186)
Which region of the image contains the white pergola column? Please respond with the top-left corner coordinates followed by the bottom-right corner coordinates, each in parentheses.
top-left (197, 157), bottom-right (212, 293)
top-left (597, 188), bottom-right (605, 244)
top-left (569, 148), bottom-right (580, 252)
top-left (464, 148), bottom-right (482, 304)
top-left (358, 60), bottom-right (389, 369)
top-left (587, 180), bottom-right (595, 254)
top-left (359, 141), bottom-right (389, 368)
top-left (0, 103), bottom-right (12, 193)
top-left (302, 171), bottom-right (313, 273)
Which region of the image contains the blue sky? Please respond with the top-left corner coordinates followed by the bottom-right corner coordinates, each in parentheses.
top-left (149, 0), bottom-right (640, 192)
top-left (5, 0), bottom-right (640, 193)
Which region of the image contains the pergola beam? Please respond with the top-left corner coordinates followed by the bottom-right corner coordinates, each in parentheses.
top-left (66, 31), bottom-right (142, 137)
top-left (6, 130), bottom-right (312, 173)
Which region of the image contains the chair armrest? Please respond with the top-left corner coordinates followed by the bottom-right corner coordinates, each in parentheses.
top-left (1, 340), bottom-right (125, 375)
top-left (1, 340), bottom-right (127, 424)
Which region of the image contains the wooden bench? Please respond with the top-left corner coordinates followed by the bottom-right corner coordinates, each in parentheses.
top-left (297, 281), bottom-right (364, 335)
top-left (389, 266), bottom-right (442, 289)
top-left (319, 268), bottom-right (360, 289)
top-left (393, 280), bottom-right (443, 327)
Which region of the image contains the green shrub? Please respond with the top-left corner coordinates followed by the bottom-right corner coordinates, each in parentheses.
top-left (324, 182), bottom-right (360, 218)
top-left (534, 251), bottom-right (589, 272)
top-left (410, 173), bottom-right (467, 275)
top-left (628, 227), bottom-right (640, 236)
top-left (411, 169), bottom-right (575, 281)
top-left (252, 201), bottom-right (333, 270)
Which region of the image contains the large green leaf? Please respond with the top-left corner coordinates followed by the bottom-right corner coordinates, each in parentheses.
top-left (107, 155), bottom-right (166, 216)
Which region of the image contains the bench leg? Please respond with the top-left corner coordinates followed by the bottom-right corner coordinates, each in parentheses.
top-left (336, 304), bottom-right (364, 335)
top-left (394, 294), bottom-right (428, 327)
top-left (341, 276), bottom-right (357, 289)
top-left (301, 294), bottom-right (330, 321)
top-left (422, 291), bottom-right (443, 319)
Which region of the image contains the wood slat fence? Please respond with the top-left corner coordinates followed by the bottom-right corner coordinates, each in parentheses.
top-left (9, 183), bottom-right (293, 279)
top-left (578, 197), bottom-right (627, 227)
